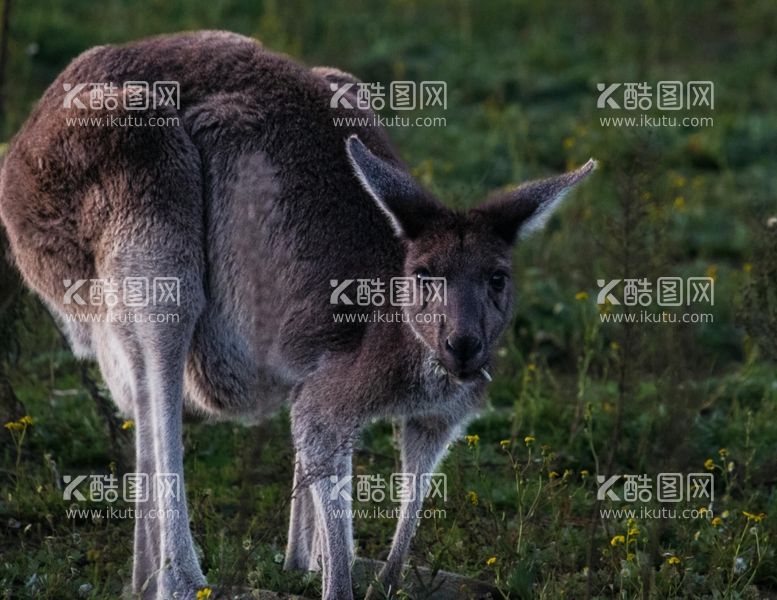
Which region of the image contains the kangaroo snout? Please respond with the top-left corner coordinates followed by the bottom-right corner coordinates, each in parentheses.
top-left (443, 333), bottom-right (484, 374)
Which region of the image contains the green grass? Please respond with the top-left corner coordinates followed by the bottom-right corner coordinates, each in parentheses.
top-left (2, 0), bottom-right (777, 598)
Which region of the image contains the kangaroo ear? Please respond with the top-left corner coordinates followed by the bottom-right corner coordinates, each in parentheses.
top-left (472, 159), bottom-right (597, 244)
top-left (346, 135), bottom-right (443, 239)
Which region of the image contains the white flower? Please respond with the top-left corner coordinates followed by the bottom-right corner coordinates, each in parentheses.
top-left (734, 556), bottom-right (748, 575)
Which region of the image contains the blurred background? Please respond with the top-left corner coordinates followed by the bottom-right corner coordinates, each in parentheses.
top-left (1, 1), bottom-right (776, 598)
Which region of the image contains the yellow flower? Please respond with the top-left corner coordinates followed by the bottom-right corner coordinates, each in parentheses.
top-left (609, 341), bottom-right (620, 351)
top-left (524, 435), bottom-right (536, 446)
top-left (580, 469), bottom-right (590, 478)
top-left (626, 552), bottom-right (636, 562)
top-left (486, 556), bottom-right (497, 566)
top-left (743, 263), bottom-right (753, 273)
top-left (499, 439), bottom-right (510, 448)
top-left (548, 471), bottom-right (559, 479)
top-left (467, 490), bottom-right (479, 506)
top-left (704, 458), bottom-right (715, 471)
top-left (465, 434), bottom-right (479, 448)
top-left (667, 556), bottom-right (681, 565)
top-left (610, 535), bottom-right (625, 547)
top-left (743, 511), bottom-right (766, 523)
top-left (628, 527), bottom-right (639, 537)
top-left (121, 419), bottom-right (135, 430)
top-left (718, 448), bottom-right (728, 458)
top-left (196, 588), bottom-right (212, 600)
top-left (673, 176), bottom-right (686, 188)
top-left (575, 291), bottom-right (589, 301)
top-left (526, 363), bottom-right (537, 372)
top-left (563, 137), bottom-right (576, 150)
top-left (673, 196), bottom-right (685, 210)
top-left (711, 517), bottom-right (723, 527)
top-left (4, 416), bottom-right (33, 431)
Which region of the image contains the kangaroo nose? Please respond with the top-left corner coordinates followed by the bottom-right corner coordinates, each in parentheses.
top-left (444, 335), bottom-right (483, 367)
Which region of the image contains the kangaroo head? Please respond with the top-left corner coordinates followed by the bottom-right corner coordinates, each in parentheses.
top-left (346, 135), bottom-right (596, 381)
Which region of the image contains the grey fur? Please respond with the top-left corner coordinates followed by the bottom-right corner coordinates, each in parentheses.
top-left (0, 31), bottom-right (595, 600)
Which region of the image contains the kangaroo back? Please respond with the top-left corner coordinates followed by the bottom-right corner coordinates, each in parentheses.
top-left (0, 31), bottom-right (405, 415)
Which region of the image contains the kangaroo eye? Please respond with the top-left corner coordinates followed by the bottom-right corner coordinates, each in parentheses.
top-left (490, 271), bottom-right (507, 291)
top-left (414, 268), bottom-right (432, 279)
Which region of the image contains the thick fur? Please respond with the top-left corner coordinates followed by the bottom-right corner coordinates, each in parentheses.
top-left (0, 31), bottom-right (594, 600)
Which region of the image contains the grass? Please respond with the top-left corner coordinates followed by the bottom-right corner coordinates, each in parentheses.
top-left (2, 0), bottom-right (777, 598)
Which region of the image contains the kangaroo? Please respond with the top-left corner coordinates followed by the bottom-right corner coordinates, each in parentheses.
top-left (0, 31), bottom-right (595, 600)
